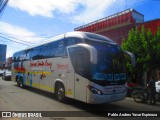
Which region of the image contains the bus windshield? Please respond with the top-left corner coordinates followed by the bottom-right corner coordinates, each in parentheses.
top-left (86, 40), bottom-right (126, 86)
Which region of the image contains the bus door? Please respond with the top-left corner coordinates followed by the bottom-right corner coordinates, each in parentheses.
top-left (67, 45), bottom-right (91, 102)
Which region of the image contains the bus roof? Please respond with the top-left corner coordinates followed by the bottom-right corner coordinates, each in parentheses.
top-left (13, 31), bottom-right (116, 55)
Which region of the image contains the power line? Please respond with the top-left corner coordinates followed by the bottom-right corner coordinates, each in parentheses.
top-left (4, 33), bottom-right (61, 39)
top-left (0, 0), bottom-right (8, 18)
top-left (0, 0), bottom-right (8, 13)
top-left (0, 32), bottom-right (64, 46)
top-left (0, 33), bottom-right (36, 44)
top-left (0, 35), bottom-right (31, 46)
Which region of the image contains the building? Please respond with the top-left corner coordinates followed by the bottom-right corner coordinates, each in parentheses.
top-left (0, 44), bottom-right (7, 68)
top-left (5, 57), bottom-right (12, 70)
top-left (138, 19), bottom-right (160, 35)
top-left (74, 8), bottom-right (160, 45)
top-left (75, 8), bottom-right (160, 82)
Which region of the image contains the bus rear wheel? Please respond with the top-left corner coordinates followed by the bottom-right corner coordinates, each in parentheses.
top-left (17, 77), bottom-right (20, 87)
top-left (17, 77), bottom-right (24, 88)
top-left (55, 83), bottom-right (66, 102)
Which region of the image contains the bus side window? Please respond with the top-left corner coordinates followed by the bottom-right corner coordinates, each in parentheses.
top-left (30, 47), bottom-right (40, 60)
top-left (55, 39), bottom-right (67, 57)
top-left (65, 37), bottom-right (83, 47)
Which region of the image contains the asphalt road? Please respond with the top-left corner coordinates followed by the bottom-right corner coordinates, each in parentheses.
top-left (0, 77), bottom-right (160, 120)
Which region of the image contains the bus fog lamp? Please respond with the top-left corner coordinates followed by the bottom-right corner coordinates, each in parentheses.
top-left (87, 85), bottom-right (103, 95)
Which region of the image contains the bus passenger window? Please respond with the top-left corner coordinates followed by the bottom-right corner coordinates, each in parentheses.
top-left (55, 40), bottom-right (67, 57)
top-left (65, 37), bottom-right (83, 46)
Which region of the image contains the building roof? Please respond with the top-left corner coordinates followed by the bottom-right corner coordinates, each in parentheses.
top-left (75, 8), bottom-right (144, 31)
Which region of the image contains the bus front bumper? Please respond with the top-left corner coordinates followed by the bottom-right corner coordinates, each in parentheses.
top-left (87, 91), bottom-right (127, 104)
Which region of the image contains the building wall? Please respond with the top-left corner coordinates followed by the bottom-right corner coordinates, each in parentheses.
top-left (138, 19), bottom-right (160, 35)
top-left (74, 9), bottom-right (160, 45)
top-left (0, 44), bottom-right (7, 67)
top-left (98, 24), bottom-right (135, 45)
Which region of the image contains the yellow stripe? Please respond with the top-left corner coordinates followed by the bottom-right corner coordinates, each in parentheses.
top-left (32, 83), bottom-right (72, 94)
top-left (25, 81), bottom-right (30, 86)
top-left (40, 85), bottom-right (54, 91)
top-left (13, 79), bottom-right (72, 95)
top-left (66, 91), bottom-right (73, 95)
top-left (13, 70), bottom-right (52, 75)
top-left (30, 71), bottom-right (52, 75)
top-left (32, 83), bottom-right (39, 87)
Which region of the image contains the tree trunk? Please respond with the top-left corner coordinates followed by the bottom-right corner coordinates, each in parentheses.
top-left (146, 70), bottom-right (151, 84)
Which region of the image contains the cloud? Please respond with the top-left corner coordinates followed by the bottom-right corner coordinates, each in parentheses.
top-left (0, 21), bottom-right (44, 57)
top-left (71, 0), bottom-right (114, 24)
top-left (8, 0), bottom-right (144, 24)
top-left (0, 21), bottom-right (43, 42)
top-left (8, 0), bottom-right (79, 17)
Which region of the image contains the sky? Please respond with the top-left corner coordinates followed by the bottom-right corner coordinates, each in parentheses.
top-left (0, 0), bottom-right (160, 58)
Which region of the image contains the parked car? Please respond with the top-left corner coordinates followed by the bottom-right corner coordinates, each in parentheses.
top-left (0, 69), bottom-right (4, 76)
top-left (156, 81), bottom-right (160, 93)
top-left (2, 69), bottom-right (11, 81)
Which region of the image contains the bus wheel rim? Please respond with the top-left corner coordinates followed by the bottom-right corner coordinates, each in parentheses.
top-left (58, 88), bottom-right (64, 100)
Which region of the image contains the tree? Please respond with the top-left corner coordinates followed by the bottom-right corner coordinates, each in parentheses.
top-left (121, 26), bottom-right (160, 85)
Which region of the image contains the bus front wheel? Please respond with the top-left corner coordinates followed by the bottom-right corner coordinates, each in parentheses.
top-left (55, 83), bottom-right (66, 102)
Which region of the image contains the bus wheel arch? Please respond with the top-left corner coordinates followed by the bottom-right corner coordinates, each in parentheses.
top-left (55, 81), bottom-right (66, 102)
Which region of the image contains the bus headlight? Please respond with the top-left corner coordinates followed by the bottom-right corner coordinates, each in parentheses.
top-left (87, 85), bottom-right (103, 95)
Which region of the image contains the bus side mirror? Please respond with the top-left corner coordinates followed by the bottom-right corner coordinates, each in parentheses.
top-left (123, 51), bottom-right (136, 67)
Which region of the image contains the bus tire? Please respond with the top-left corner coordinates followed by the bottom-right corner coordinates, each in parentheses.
top-left (19, 77), bottom-right (25, 88)
top-left (17, 77), bottom-right (25, 88)
top-left (16, 76), bottom-right (20, 87)
top-left (55, 82), bottom-right (66, 102)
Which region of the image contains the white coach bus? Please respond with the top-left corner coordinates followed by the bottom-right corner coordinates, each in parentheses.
top-left (11, 32), bottom-right (135, 104)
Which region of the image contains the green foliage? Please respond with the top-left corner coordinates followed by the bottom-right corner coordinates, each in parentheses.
top-left (121, 26), bottom-right (160, 81)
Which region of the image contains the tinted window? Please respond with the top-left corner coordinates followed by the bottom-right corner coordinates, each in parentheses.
top-left (86, 40), bottom-right (126, 86)
top-left (13, 38), bottom-right (71, 61)
top-left (29, 39), bottom-right (67, 60)
top-left (55, 40), bottom-right (67, 57)
top-left (30, 47), bottom-right (41, 60)
top-left (13, 51), bottom-right (24, 62)
top-left (65, 37), bottom-right (83, 46)
top-left (85, 33), bottom-right (112, 42)
top-left (68, 47), bottom-right (91, 79)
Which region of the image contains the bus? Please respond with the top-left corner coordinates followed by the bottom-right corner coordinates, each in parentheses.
top-left (11, 31), bottom-right (135, 104)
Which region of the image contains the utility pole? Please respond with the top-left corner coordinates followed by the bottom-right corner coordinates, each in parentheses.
top-left (0, 0), bottom-right (9, 16)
